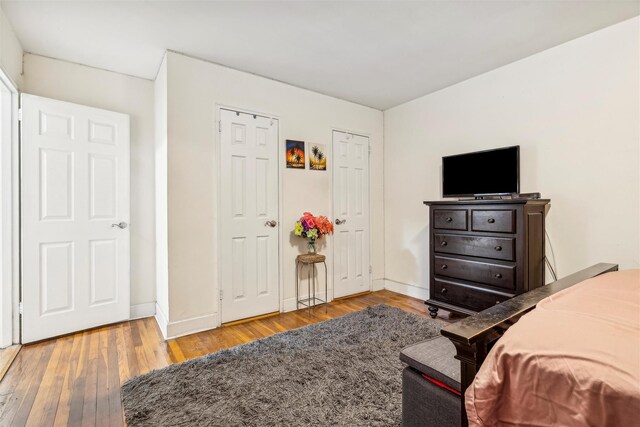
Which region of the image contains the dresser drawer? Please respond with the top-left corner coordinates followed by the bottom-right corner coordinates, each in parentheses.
top-left (433, 209), bottom-right (467, 230)
top-left (434, 233), bottom-right (515, 261)
top-left (432, 278), bottom-right (509, 312)
top-left (434, 255), bottom-right (515, 290)
top-left (471, 209), bottom-right (515, 233)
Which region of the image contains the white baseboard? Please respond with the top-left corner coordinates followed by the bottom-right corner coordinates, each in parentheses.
top-left (169, 314), bottom-right (218, 339)
top-left (283, 290), bottom-right (333, 313)
top-left (130, 302), bottom-right (156, 320)
top-left (154, 304), bottom-right (218, 340)
top-left (383, 279), bottom-right (429, 300)
top-left (154, 303), bottom-right (169, 339)
top-left (372, 278), bottom-right (385, 291)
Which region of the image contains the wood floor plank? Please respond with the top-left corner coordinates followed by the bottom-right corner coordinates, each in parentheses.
top-left (1, 290), bottom-right (442, 426)
top-left (0, 345), bottom-right (21, 383)
top-left (66, 332), bottom-right (90, 427)
top-left (95, 329), bottom-right (112, 427)
top-left (80, 330), bottom-right (100, 427)
top-left (8, 341), bottom-right (56, 427)
top-left (118, 323), bottom-right (140, 381)
top-left (0, 344), bottom-right (45, 425)
top-left (52, 329), bottom-right (85, 426)
top-left (166, 340), bottom-right (186, 364)
top-left (26, 335), bottom-right (73, 426)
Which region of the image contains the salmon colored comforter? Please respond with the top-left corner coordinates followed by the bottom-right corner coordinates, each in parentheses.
top-left (465, 269), bottom-right (640, 427)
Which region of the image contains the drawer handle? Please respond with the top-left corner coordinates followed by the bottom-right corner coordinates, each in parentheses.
top-left (495, 245), bottom-right (502, 251)
top-left (496, 300), bottom-right (501, 305)
top-left (488, 218), bottom-right (495, 223)
top-left (441, 264), bottom-right (448, 270)
top-left (440, 241), bottom-right (447, 246)
top-left (446, 217), bottom-right (453, 222)
top-left (441, 288), bottom-right (447, 294)
top-left (494, 273), bottom-right (502, 279)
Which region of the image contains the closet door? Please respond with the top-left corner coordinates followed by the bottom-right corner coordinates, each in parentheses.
top-left (21, 94), bottom-right (130, 343)
top-left (219, 109), bottom-right (279, 323)
top-left (332, 130), bottom-right (370, 298)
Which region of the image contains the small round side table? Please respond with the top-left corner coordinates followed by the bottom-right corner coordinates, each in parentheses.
top-left (295, 254), bottom-right (328, 314)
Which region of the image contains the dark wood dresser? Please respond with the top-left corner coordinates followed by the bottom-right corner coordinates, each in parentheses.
top-left (423, 199), bottom-right (550, 318)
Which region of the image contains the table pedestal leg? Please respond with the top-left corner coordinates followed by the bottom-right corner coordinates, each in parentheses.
top-left (307, 265), bottom-right (311, 315)
top-left (324, 261), bottom-right (328, 313)
top-left (295, 261), bottom-right (299, 310)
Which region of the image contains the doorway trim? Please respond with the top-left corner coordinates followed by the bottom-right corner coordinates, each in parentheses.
top-left (330, 128), bottom-right (373, 300)
top-left (0, 67), bottom-right (19, 347)
top-left (214, 104), bottom-right (283, 327)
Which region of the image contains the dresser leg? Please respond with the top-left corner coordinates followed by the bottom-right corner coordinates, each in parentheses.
top-left (427, 306), bottom-right (439, 319)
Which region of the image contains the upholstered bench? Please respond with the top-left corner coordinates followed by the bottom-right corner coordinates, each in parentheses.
top-left (400, 336), bottom-right (462, 427)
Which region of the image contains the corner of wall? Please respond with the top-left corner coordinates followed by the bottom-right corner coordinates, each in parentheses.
top-left (383, 279), bottom-right (429, 300)
top-left (154, 53), bottom-right (170, 322)
top-left (130, 302), bottom-right (156, 320)
top-left (372, 279), bottom-right (385, 292)
top-left (164, 313), bottom-right (218, 340)
top-left (0, 7), bottom-right (24, 89)
top-left (154, 302), bottom-right (169, 339)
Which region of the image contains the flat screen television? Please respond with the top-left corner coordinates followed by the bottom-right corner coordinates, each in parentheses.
top-left (442, 146), bottom-right (519, 198)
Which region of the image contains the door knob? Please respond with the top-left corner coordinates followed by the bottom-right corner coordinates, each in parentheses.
top-left (335, 219), bottom-right (346, 225)
top-left (265, 220), bottom-right (277, 227)
top-left (111, 222), bottom-right (128, 229)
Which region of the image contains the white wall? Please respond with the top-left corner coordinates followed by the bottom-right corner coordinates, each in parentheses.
top-left (154, 54), bottom-right (169, 334)
top-left (384, 17), bottom-right (640, 297)
top-left (158, 51), bottom-right (384, 336)
top-left (22, 54), bottom-right (157, 316)
top-left (0, 5), bottom-right (20, 346)
top-left (0, 7), bottom-right (22, 88)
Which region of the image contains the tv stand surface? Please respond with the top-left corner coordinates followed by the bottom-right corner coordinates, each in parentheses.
top-left (457, 192), bottom-right (542, 201)
top-left (458, 196), bottom-right (506, 201)
top-left (425, 199), bottom-right (550, 206)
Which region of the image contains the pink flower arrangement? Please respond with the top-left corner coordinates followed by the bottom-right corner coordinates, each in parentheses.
top-left (315, 216), bottom-right (334, 235)
top-left (294, 212), bottom-right (334, 252)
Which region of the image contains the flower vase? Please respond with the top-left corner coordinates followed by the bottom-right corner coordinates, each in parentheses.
top-left (307, 239), bottom-right (317, 254)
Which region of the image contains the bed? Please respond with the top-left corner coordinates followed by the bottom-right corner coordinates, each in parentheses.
top-left (440, 263), bottom-right (640, 427)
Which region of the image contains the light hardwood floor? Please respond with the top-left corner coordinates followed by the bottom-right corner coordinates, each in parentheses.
top-left (0, 290), bottom-right (446, 426)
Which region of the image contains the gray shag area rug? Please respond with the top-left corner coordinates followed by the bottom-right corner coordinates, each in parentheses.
top-left (121, 305), bottom-right (441, 426)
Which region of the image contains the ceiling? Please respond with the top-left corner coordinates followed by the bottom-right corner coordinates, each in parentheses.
top-left (2, 1), bottom-right (638, 110)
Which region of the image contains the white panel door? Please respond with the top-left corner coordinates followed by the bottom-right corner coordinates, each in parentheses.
top-left (21, 94), bottom-right (130, 343)
top-left (333, 131), bottom-right (370, 298)
top-left (219, 109), bottom-right (279, 323)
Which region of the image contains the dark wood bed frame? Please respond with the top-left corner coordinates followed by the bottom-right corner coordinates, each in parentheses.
top-left (440, 262), bottom-right (619, 426)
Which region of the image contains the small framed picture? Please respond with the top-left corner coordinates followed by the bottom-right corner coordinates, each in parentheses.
top-left (309, 143), bottom-right (327, 171)
top-left (286, 140), bottom-right (305, 169)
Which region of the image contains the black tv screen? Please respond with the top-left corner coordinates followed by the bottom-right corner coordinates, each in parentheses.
top-left (442, 146), bottom-right (519, 197)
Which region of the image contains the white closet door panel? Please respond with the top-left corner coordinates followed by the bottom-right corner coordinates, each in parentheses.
top-left (220, 109), bottom-right (279, 323)
top-left (332, 131), bottom-right (370, 298)
top-left (21, 94), bottom-right (130, 343)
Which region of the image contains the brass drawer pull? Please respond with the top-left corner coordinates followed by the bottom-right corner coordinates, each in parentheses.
top-left (488, 218), bottom-right (495, 223)
top-left (446, 217), bottom-right (453, 222)
top-left (494, 273), bottom-right (502, 279)
top-left (441, 288), bottom-right (447, 294)
top-left (440, 241), bottom-right (447, 246)
top-left (495, 245), bottom-right (502, 251)
top-left (441, 264), bottom-right (448, 270)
